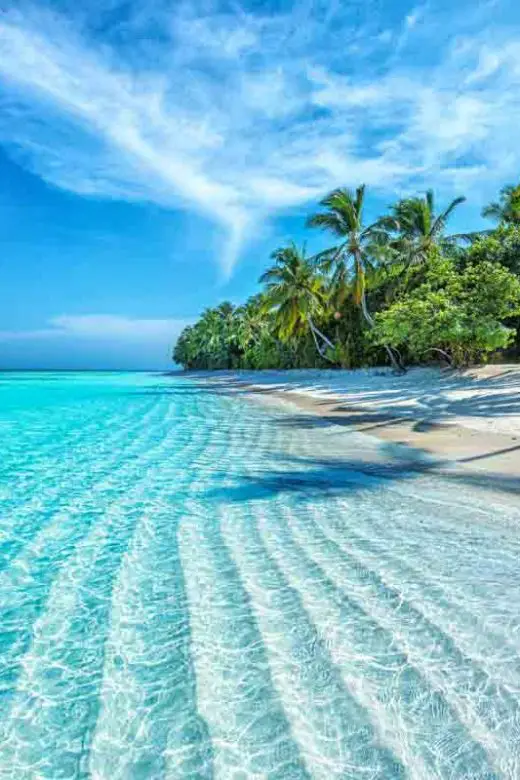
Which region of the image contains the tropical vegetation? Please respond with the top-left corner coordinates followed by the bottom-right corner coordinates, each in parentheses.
top-left (174, 183), bottom-right (520, 371)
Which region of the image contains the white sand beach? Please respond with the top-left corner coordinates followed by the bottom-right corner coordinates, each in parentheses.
top-left (195, 364), bottom-right (520, 479)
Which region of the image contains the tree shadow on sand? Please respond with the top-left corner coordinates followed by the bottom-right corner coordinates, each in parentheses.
top-left (204, 443), bottom-right (520, 505)
top-left (172, 368), bottom-right (520, 428)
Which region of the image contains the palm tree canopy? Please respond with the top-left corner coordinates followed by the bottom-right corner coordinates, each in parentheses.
top-left (260, 244), bottom-right (328, 340)
top-left (307, 186), bottom-right (366, 238)
top-left (308, 188), bottom-right (370, 319)
top-left (307, 185), bottom-right (389, 304)
top-left (307, 185), bottom-right (405, 371)
top-left (389, 190), bottom-right (465, 239)
top-left (376, 189), bottom-right (466, 265)
top-left (175, 178), bottom-right (520, 373)
top-left (234, 295), bottom-right (269, 349)
top-left (482, 184), bottom-right (520, 225)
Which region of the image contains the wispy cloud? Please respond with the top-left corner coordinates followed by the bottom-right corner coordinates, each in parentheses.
top-left (1, 0), bottom-right (520, 273)
top-left (0, 314), bottom-right (190, 342)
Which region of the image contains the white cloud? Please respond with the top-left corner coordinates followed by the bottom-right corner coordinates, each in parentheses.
top-left (0, 315), bottom-right (191, 342)
top-left (0, 0), bottom-right (520, 274)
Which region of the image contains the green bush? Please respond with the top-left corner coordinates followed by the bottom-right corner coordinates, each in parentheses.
top-left (372, 256), bottom-right (520, 366)
top-left (466, 225), bottom-right (520, 276)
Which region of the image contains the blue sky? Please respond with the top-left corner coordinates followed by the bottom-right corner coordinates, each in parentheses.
top-left (1, 0), bottom-right (520, 369)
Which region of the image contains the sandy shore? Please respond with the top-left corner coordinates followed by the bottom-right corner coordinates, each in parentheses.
top-left (191, 365), bottom-right (520, 487)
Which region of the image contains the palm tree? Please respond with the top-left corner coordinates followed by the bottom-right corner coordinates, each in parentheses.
top-left (234, 295), bottom-right (268, 351)
top-left (482, 184), bottom-right (520, 225)
top-left (260, 243), bottom-right (335, 361)
top-left (307, 185), bottom-right (403, 372)
top-left (193, 302), bottom-right (236, 368)
top-left (380, 189), bottom-right (466, 265)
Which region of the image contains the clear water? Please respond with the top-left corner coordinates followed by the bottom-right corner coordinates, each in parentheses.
top-left (1, 371), bottom-right (519, 780)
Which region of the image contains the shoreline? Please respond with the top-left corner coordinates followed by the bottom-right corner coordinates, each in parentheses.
top-left (245, 384), bottom-right (520, 477)
top-left (189, 366), bottom-right (520, 488)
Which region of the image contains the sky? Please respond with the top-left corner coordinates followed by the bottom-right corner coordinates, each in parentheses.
top-left (1, 0), bottom-right (520, 369)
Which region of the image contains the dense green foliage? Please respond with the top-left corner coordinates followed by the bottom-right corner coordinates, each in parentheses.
top-left (372, 255), bottom-right (520, 366)
top-left (174, 183), bottom-right (520, 370)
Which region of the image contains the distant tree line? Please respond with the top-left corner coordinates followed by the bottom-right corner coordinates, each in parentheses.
top-left (174, 184), bottom-right (520, 370)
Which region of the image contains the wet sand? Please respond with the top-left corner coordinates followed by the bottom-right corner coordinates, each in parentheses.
top-left (248, 385), bottom-right (519, 471)
top-left (185, 366), bottom-right (520, 489)
top-left (189, 381), bottom-right (515, 496)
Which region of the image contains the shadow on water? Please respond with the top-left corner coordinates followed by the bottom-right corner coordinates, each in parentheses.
top-left (262, 412), bottom-right (520, 492)
top-left (123, 377), bottom-right (520, 498)
top-left (128, 379), bottom-right (520, 499)
top-left (458, 443), bottom-right (520, 462)
top-left (272, 412), bottom-right (407, 431)
top-left (204, 445), bottom-right (520, 505)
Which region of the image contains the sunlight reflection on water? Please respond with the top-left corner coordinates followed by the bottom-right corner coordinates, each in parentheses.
top-left (0, 372), bottom-right (519, 778)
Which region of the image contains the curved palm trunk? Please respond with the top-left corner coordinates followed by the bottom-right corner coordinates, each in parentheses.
top-left (356, 254), bottom-right (405, 373)
top-left (359, 286), bottom-right (375, 327)
top-left (307, 315), bottom-right (335, 362)
top-left (423, 347), bottom-right (453, 366)
top-left (308, 316), bottom-right (335, 350)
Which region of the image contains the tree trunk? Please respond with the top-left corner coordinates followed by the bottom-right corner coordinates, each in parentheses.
top-left (307, 316), bottom-right (335, 362)
top-left (423, 347), bottom-right (453, 366)
top-left (356, 253), bottom-right (405, 373)
top-left (308, 316), bottom-right (335, 349)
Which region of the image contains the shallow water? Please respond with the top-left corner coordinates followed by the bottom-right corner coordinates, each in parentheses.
top-left (1, 371), bottom-right (519, 779)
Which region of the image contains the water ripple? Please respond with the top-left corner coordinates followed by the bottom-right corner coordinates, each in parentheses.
top-left (0, 371), bottom-right (519, 778)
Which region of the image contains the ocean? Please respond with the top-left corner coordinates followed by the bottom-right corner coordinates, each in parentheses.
top-left (1, 371), bottom-right (519, 779)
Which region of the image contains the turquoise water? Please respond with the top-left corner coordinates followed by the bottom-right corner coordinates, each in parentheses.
top-left (1, 371), bottom-right (520, 779)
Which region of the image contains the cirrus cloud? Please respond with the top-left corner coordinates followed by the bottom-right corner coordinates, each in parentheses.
top-left (1, 0), bottom-right (520, 275)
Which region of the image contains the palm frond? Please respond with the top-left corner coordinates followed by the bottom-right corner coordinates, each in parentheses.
top-left (430, 196), bottom-right (466, 237)
top-left (482, 203), bottom-right (502, 222)
top-left (307, 212), bottom-right (346, 236)
top-left (308, 187), bottom-right (364, 235)
top-left (311, 241), bottom-right (349, 270)
top-left (367, 216), bottom-right (399, 235)
top-left (446, 229), bottom-right (492, 244)
top-left (354, 184), bottom-right (366, 220)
